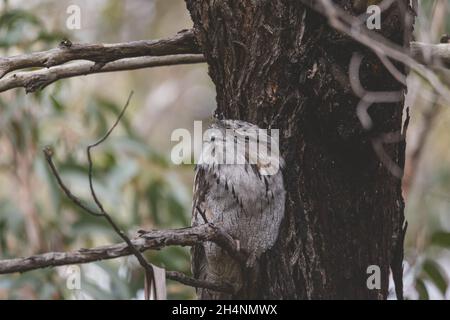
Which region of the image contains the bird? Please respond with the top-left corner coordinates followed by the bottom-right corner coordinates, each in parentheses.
top-left (191, 119), bottom-right (286, 299)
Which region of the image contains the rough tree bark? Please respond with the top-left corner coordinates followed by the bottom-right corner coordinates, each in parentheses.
top-left (185, 0), bottom-right (414, 299)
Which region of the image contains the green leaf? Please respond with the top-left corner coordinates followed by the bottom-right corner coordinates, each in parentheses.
top-left (49, 95), bottom-right (64, 113)
top-left (167, 193), bottom-right (189, 226)
top-left (422, 260), bottom-right (448, 296)
top-left (146, 180), bottom-right (163, 225)
top-left (71, 212), bottom-right (116, 238)
top-left (431, 231), bottom-right (450, 248)
top-left (0, 9), bottom-right (43, 48)
top-left (106, 159), bottom-right (139, 190)
top-left (415, 278), bottom-right (429, 300)
top-left (0, 9), bottom-right (42, 31)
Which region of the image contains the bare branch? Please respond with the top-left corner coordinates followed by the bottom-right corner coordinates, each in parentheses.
top-left (403, 92), bottom-right (441, 194)
top-left (0, 54), bottom-right (205, 93)
top-left (42, 92), bottom-right (164, 294)
top-left (411, 42), bottom-right (450, 68)
top-left (83, 92), bottom-right (157, 291)
top-left (0, 29), bottom-right (200, 79)
top-left (38, 91), bottom-right (245, 296)
top-left (0, 224), bottom-right (237, 294)
top-left (0, 224), bottom-right (237, 275)
top-left (0, 26), bottom-right (448, 94)
top-left (43, 146), bottom-right (103, 217)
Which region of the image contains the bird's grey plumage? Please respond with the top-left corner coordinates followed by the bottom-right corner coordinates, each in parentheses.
top-left (191, 119), bottom-right (286, 299)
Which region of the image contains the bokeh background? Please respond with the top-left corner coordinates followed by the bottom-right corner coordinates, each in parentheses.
top-left (0, 0), bottom-right (449, 299)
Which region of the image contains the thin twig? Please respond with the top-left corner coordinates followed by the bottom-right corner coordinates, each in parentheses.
top-left (39, 92), bottom-right (246, 295)
top-left (86, 91), bottom-right (157, 294)
top-left (43, 146), bottom-right (103, 217)
top-left (86, 92), bottom-right (133, 212)
top-left (43, 92), bottom-right (160, 295)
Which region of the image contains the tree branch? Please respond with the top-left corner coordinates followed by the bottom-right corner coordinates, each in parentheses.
top-left (0, 224), bottom-right (237, 294)
top-left (43, 92), bottom-right (161, 295)
top-left (0, 26), bottom-right (448, 94)
top-left (0, 224), bottom-right (238, 275)
top-left (411, 42), bottom-right (450, 68)
top-left (39, 92), bottom-right (244, 296)
top-left (0, 54), bottom-right (205, 93)
top-left (301, 0), bottom-right (450, 104)
top-left (0, 29), bottom-right (200, 79)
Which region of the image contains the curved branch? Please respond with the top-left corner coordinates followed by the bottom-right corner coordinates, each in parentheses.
top-left (43, 93), bottom-right (160, 292)
top-left (0, 29), bottom-right (200, 79)
top-left (0, 54), bottom-right (205, 93)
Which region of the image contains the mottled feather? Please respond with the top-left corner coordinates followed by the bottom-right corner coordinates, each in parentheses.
top-left (191, 119), bottom-right (286, 299)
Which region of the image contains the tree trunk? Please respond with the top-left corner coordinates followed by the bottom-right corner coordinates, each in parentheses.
top-left (185, 0), bottom-right (414, 299)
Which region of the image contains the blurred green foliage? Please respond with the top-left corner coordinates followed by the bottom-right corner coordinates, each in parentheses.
top-left (0, 0), bottom-right (195, 299)
top-left (0, 0), bottom-right (450, 300)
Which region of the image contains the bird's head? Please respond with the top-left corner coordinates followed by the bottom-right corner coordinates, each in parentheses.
top-left (200, 119), bottom-right (284, 176)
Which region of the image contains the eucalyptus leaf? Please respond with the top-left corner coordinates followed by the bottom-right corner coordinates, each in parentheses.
top-left (415, 278), bottom-right (429, 300)
top-left (422, 260), bottom-right (448, 296)
top-left (431, 231), bottom-right (450, 248)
